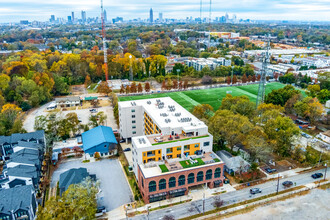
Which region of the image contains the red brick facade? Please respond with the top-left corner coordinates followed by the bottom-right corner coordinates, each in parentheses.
top-left (137, 163), bottom-right (225, 204)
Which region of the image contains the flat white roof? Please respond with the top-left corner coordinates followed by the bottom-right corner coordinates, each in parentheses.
top-left (119, 97), bottom-right (206, 129)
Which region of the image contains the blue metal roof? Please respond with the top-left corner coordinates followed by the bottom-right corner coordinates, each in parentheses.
top-left (82, 126), bottom-right (117, 151)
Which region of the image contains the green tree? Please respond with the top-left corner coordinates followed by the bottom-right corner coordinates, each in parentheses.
top-left (306, 84), bottom-right (320, 97)
top-left (192, 104), bottom-right (214, 121)
top-left (37, 178), bottom-right (98, 220)
top-left (265, 85), bottom-right (301, 106)
top-left (317, 89), bottom-right (330, 104)
top-left (294, 97), bottom-right (324, 124)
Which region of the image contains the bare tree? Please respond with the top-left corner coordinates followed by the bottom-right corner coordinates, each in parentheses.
top-left (213, 196), bottom-right (224, 208)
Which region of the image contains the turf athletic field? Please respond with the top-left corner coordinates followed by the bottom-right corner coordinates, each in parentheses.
top-left (119, 82), bottom-right (294, 111)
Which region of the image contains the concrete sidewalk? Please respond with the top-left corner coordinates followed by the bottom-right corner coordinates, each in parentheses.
top-left (108, 184), bottom-right (236, 219)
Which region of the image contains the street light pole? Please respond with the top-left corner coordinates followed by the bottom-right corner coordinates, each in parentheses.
top-left (324, 163), bottom-right (327, 181)
top-left (276, 174), bottom-right (280, 195)
top-left (129, 55), bottom-right (133, 81)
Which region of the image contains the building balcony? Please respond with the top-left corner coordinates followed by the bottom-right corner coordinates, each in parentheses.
top-left (147, 133), bottom-right (209, 146)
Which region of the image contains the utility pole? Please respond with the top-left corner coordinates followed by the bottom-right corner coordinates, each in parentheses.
top-left (276, 174), bottom-right (280, 195)
top-left (101, 0), bottom-right (108, 81)
top-left (147, 206), bottom-right (150, 220)
top-left (208, 0), bottom-right (212, 51)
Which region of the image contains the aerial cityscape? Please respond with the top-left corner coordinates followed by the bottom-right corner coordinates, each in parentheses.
top-left (0, 0), bottom-right (329, 220)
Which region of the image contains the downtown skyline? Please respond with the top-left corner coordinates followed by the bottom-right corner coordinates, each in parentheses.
top-left (0, 0), bottom-right (330, 23)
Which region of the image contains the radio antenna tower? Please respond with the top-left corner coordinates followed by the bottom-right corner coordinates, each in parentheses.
top-left (256, 35), bottom-right (270, 108)
top-left (101, 0), bottom-right (108, 81)
top-left (208, 0), bottom-right (212, 51)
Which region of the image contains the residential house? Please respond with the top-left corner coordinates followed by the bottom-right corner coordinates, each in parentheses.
top-left (59, 168), bottom-right (94, 196)
top-left (217, 150), bottom-right (250, 174)
top-left (55, 96), bottom-right (81, 108)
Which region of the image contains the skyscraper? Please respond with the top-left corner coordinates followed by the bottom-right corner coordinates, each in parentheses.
top-left (68, 16), bottom-right (72, 23)
top-left (149, 8), bottom-right (153, 23)
top-left (81, 11), bottom-right (86, 23)
top-left (50, 15), bottom-right (55, 22)
top-left (159, 12), bottom-right (163, 22)
top-left (71, 12), bottom-right (74, 22)
top-left (104, 10), bottom-right (107, 22)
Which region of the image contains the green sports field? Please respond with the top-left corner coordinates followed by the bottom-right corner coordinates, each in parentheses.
top-left (119, 82), bottom-right (301, 111)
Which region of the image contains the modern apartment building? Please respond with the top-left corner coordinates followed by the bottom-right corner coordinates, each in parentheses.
top-left (118, 97), bottom-right (225, 203)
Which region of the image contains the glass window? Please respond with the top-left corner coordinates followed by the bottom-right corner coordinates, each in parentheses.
top-left (132, 115), bottom-right (136, 118)
top-left (149, 181), bottom-right (156, 192)
top-left (177, 147), bottom-right (181, 151)
top-left (131, 109), bottom-right (135, 112)
top-left (203, 142), bottom-right (210, 146)
top-left (169, 177), bottom-right (176, 188)
top-left (132, 120), bottom-right (136, 123)
top-left (195, 144), bottom-right (199, 148)
top-left (159, 179), bottom-right (166, 190)
top-left (206, 169), bottom-right (212, 180)
top-left (214, 168), bottom-right (221, 178)
top-left (188, 173), bottom-right (195, 184)
top-left (132, 126), bottom-right (136, 129)
top-left (178, 175), bottom-right (185, 186)
top-left (133, 131), bottom-right (136, 134)
top-left (197, 171), bottom-right (204, 182)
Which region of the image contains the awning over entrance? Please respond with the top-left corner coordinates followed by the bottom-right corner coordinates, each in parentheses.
top-left (214, 180), bottom-right (222, 184)
top-left (149, 192), bottom-right (167, 198)
top-left (169, 188), bottom-right (187, 195)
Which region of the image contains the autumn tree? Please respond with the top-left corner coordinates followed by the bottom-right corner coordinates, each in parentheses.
top-left (166, 78), bottom-right (173, 90)
top-left (173, 79), bottom-right (178, 89)
top-left (125, 85), bottom-right (130, 94)
top-left (192, 104), bottom-right (214, 121)
top-left (97, 81), bottom-right (112, 96)
top-left (120, 84), bottom-right (125, 94)
top-left (257, 75), bottom-right (261, 81)
top-left (221, 94), bottom-right (256, 119)
top-left (294, 97), bottom-right (324, 125)
top-left (0, 104), bottom-right (23, 135)
top-left (226, 76), bottom-right (231, 85)
top-left (89, 111), bottom-right (107, 128)
top-left (84, 75), bottom-right (91, 87)
top-left (306, 84), bottom-right (320, 98)
top-left (241, 74), bottom-right (247, 83)
top-left (161, 80), bottom-right (166, 90)
top-left (130, 82), bottom-right (137, 93)
top-left (252, 75), bottom-right (256, 82)
top-left (179, 81), bottom-right (183, 90)
top-left (145, 82), bottom-right (151, 92)
top-left (183, 80), bottom-right (189, 89)
top-left (137, 83), bottom-right (143, 93)
top-left (232, 75), bottom-right (237, 84)
top-left (247, 75), bottom-right (252, 82)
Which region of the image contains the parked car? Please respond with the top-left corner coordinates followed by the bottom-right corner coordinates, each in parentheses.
top-left (123, 148), bottom-right (131, 152)
top-left (95, 206), bottom-right (106, 217)
top-left (311, 173), bottom-right (323, 179)
top-left (282, 181), bottom-right (293, 187)
top-left (250, 188), bottom-right (262, 194)
top-left (119, 139), bottom-right (125, 143)
top-left (265, 168), bottom-right (277, 173)
top-left (90, 108), bottom-right (97, 113)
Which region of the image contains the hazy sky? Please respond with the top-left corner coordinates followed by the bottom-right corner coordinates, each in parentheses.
top-left (0, 0), bottom-right (330, 23)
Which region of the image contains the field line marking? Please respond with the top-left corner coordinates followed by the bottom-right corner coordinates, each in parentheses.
top-left (177, 92), bottom-right (200, 106)
top-left (234, 87), bottom-right (258, 99)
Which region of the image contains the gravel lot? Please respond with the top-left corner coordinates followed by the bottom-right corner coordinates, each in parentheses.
top-left (51, 159), bottom-right (132, 211)
top-left (224, 188), bottom-right (330, 220)
top-left (23, 99), bottom-right (118, 132)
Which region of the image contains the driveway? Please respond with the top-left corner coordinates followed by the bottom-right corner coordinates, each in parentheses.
top-left (51, 159), bottom-right (132, 211)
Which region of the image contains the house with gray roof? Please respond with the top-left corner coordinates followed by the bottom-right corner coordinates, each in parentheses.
top-left (2, 165), bottom-right (39, 189)
top-left (0, 185), bottom-right (37, 220)
top-left (217, 150), bottom-right (251, 174)
top-left (55, 96), bottom-right (81, 108)
top-left (59, 168), bottom-right (94, 196)
top-left (0, 130), bottom-right (45, 161)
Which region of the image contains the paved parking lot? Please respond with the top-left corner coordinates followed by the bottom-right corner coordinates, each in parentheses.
top-left (51, 159), bottom-right (133, 211)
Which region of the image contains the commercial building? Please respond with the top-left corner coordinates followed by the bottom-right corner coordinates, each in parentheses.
top-left (149, 8), bottom-right (153, 23)
top-left (81, 126), bottom-right (118, 157)
top-left (55, 96), bottom-right (81, 108)
top-left (119, 97), bottom-right (225, 203)
top-left (185, 58), bottom-right (231, 71)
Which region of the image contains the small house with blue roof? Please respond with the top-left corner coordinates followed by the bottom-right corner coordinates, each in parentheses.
top-left (82, 126), bottom-right (118, 157)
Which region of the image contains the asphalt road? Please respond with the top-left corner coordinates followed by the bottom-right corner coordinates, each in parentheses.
top-left (129, 168), bottom-right (329, 220)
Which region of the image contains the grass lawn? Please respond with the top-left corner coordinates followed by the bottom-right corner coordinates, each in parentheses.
top-left (119, 82), bottom-right (292, 111)
top-left (159, 164), bottom-right (169, 173)
top-left (180, 158), bottom-right (205, 168)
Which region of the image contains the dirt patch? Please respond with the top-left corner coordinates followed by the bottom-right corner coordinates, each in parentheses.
top-left (70, 85), bottom-right (86, 95)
